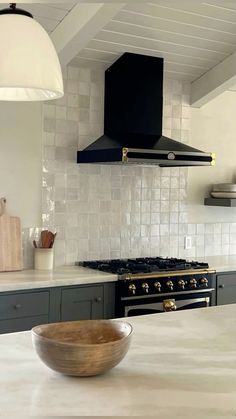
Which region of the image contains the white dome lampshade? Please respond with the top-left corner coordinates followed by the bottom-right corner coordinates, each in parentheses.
top-left (0, 3), bottom-right (64, 101)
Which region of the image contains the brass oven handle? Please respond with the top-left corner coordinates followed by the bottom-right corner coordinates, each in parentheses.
top-left (163, 299), bottom-right (177, 312)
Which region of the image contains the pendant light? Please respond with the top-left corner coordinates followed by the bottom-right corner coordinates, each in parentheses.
top-left (0, 3), bottom-right (64, 101)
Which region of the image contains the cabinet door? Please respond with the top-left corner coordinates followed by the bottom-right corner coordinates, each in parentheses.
top-left (61, 285), bottom-right (104, 321)
top-left (217, 274), bottom-right (236, 305)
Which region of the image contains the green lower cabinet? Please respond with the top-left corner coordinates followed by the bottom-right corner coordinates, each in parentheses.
top-left (217, 273), bottom-right (236, 305)
top-left (0, 290), bottom-right (50, 334)
top-left (60, 283), bottom-right (116, 321)
top-left (0, 315), bottom-right (48, 334)
top-left (61, 285), bottom-right (104, 321)
top-left (0, 282), bottom-right (116, 334)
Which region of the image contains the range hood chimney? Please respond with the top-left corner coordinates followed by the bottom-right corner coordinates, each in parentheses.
top-left (77, 53), bottom-right (215, 167)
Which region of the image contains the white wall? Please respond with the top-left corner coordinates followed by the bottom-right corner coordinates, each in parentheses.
top-left (0, 102), bottom-right (42, 228)
top-left (188, 91), bottom-right (236, 223)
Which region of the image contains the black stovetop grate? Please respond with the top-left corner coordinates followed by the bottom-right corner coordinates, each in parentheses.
top-left (79, 257), bottom-right (209, 275)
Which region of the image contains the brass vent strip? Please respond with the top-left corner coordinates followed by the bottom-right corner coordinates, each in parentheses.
top-left (123, 269), bottom-right (215, 281)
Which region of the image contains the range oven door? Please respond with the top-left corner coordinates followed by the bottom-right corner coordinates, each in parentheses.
top-left (122, 291), bottom-right (214, 317)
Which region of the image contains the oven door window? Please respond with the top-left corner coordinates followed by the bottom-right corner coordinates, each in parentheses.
top-left (124, 296), bottom-right (210, 317)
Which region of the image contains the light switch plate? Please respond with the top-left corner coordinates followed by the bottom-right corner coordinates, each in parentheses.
top-left (184, 236), bottom-right (192, 250)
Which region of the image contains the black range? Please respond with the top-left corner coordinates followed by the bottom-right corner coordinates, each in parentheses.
top-left (79, 257), bottom-right (216, 317)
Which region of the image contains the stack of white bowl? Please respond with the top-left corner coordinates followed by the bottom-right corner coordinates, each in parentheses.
top-left (211, 184), bottom-right (236, 199)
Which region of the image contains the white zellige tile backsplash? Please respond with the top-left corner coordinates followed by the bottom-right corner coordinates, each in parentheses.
top-left (22, 66), bottom-right (236, 267)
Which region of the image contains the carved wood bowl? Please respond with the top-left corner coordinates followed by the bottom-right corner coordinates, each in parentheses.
top-left (32, 320), bottom-right (133, 377)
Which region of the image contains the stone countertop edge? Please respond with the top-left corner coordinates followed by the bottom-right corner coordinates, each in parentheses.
top-left (0, 266), bottom-right (118, 292)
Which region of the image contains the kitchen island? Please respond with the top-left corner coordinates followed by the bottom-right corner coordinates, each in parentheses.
top-left (1, 305), bottom-right (236, 416)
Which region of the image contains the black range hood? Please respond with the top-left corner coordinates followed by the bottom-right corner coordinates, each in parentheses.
top-left (77, 53), bottom-right (214, 167)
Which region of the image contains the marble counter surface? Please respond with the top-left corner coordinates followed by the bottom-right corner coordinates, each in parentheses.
top-left (1, 255), bottom-right (236, 293)
top-left (1, 304), bottom-right (236, 417)
top-left (199, 255), bottom-right (236, 273)
top-left (0, 266), bottom-right (117, 292)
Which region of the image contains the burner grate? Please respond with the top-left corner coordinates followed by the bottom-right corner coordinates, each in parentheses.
top-left (80, 257), bottom-right (209, 275)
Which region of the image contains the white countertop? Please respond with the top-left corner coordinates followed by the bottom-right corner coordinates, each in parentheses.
top-left (1, 304), bottom-right (236, 416)
top-left (0, 256), bottom-right (236, 293)
top-left (0, 266), bottom-right (117, 292)
top-left (199, 255), bottom-right (236, 273)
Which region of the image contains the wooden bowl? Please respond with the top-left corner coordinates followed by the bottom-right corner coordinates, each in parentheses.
top-left (32, 320), bottom-right (133, 377)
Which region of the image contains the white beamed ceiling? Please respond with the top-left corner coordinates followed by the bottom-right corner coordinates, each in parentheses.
top-left (70, 1), bottom-right (236, 82)
top-left (2, 1), bottom-right (236, 103)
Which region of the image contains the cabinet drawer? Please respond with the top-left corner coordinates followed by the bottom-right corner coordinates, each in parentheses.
top-left (0, 315), bottom-right (48, 334)
top-left (0, 291), bottom-right (49, 320)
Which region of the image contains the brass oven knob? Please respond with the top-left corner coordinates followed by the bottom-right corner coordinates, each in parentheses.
top-left (142, 282), bottom-right (149, 293)
top-left (201, 277), bottom-right (208, 286)
top-left (163, 299), bottom-right (177, 312)
top-left (190, 278), bottom-right (197, 288)
top-left (178, 279), bottom-right (185, 289)
top-left (128, 284), bottom-right (136, 295)
top-left (166, 280), bottom-right (174, 290)
top-left (154, 281), bottom-right (161, 291)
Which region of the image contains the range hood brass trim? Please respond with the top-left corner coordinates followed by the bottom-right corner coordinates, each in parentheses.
top-left (211, 152), bottom-right (216, 166)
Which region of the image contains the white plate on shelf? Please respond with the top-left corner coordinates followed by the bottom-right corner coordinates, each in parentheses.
top-left (211, 192), bottom-right (236, 198)
top-left (212, 184), bottom-right (236, 192)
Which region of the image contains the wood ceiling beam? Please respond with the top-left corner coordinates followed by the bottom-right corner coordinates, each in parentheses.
top-left (190, 51), bottom-right (236, 107)
top-left (51, 3), bottom-right (125, 67)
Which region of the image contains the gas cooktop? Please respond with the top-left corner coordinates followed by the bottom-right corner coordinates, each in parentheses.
top-left (79, 257), bottom-right (209, 276)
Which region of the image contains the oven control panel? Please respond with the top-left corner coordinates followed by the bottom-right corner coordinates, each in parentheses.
top-left (122, 274), bottom-right (212, 297)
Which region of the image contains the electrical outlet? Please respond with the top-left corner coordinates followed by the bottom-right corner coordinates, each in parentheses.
top-left (184, 236), bottom-right (192, 250)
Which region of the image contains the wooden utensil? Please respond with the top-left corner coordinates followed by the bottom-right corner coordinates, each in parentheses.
top-left (45, 231), bottom-right (54, 249)
top-left (0, 197), bottom-right (22, 272)
top-left (40, 230), bottom-right (48, 248)
top-left (38, 230), bottom-right (56, 248)
top-left (49, 232), bottom-right (57, 248)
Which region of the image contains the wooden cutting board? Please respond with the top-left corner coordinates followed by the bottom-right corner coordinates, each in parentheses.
top-left (0, 198), bottom-right (22, 272)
